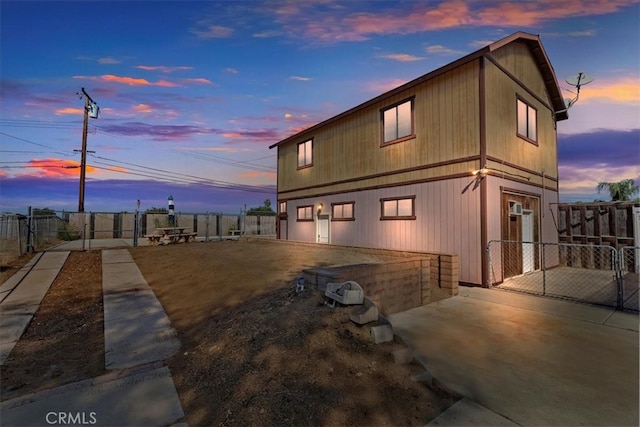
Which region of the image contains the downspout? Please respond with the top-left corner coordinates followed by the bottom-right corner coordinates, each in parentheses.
top-left (479, 56), bottom-right (489, 287)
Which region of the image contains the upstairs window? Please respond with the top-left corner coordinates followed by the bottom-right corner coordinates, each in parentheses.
top-left (517, 98), bottom-right (537, 143)
top-left (297, 139), bottom-right (313, 168)
top-left (381, 98), bottom-right (414, 145)
top-left (380, 196), bottom-right (416, 220)
top-left (279, 201), bottom-right (287, 214)
top-left (331, 202), bottom-right (355, 221)
top-left (297, 205), bottom-right (314, 221)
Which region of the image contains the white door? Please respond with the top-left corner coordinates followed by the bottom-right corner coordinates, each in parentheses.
top-left (317, 216), bottom-right (329, 244)
top-left (522, 210), bottom-right (534, 273)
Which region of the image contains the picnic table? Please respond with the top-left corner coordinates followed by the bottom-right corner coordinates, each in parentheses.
top-left (144, 227), bottom-right (197, 245)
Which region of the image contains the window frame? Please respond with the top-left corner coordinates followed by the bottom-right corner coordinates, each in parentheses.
top-left (296, 205), bottom-right (314, 222)
top-left (380, 97), bottom-right (415, 146)
top-left (380, 196), bottom-right (416, 220)
top-left (278, 201), bottom-right (287, 217)
top-left (331, 201), bottom-right (355, 221)
top-left (297, 138), bottom-right (314, 169)
top-left (516, 96), bottom-right (538, 145)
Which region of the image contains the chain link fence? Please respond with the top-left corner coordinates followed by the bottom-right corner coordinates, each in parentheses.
top-left (1, 210), bottom-right (276, 266)
top-left (620, 246), bottom-right (640, 311)
top-left (487, 240), bottom-right (638, 311)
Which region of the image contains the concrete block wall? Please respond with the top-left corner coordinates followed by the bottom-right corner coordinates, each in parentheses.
top-left (312, 258), bottom-right (430, 315)
top-left (430, 254), bottom-right (459, 296)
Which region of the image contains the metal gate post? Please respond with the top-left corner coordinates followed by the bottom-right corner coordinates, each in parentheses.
top-left (615, 248), bottom-right (623, 310)
top-left (542, 243), bottom-right (546, 296)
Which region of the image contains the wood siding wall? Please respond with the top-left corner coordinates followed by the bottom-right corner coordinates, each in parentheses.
top-left (277, 61), bottom-right (481, 198)
top-left (283, 177), bottom-right (483, 284)
top-left (484, 41), bottom-right (559, 191)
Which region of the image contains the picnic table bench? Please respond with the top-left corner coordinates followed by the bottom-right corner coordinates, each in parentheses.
top-left (144, 227), bottom-right (197, 245)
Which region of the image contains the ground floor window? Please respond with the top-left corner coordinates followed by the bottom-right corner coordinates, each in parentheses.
top-left (380, 196), bottom-right (416, 220)
top-left (331, 202), bottom-right (355, 221)
top-left (296, 205), bottom-right (314, 221)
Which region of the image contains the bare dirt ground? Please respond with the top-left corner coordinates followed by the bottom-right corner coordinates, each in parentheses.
top-left (1, 251), bottom-right (104, 400)
top-left (1, 239), bottom-right (459, 426)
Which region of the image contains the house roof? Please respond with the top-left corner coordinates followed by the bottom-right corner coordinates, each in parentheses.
top-left (269, 31), bottom-right (568, 150)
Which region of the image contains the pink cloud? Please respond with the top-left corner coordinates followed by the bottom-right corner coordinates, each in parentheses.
top-left (574, 76), bottom-right (640, 104)
top-left (191, 25), bottom-right (234, 39)
top-left (132, 104), bottom-right (153, 113)
top-left (135, 65), bottom-right (193, 73)
top-left (73, 74), bottom-right (180, 87)
top-left (19, 158), bottom-right (95, 178)
top-left (183, 78), bottom-right (213, 85)
top-left (281, 0), bottom-right (637, 42)
top-left (55, 107), bottom-right (84, 116)
top-left (378, 53), bottom-right (424, 62)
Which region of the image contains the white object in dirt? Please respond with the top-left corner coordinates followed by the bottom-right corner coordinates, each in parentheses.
top-left (325, 280), bottom-right (364, 305)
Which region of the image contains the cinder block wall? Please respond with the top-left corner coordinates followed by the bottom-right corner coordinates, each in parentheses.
top-left (299, 244), bottom-right (460, 315)
top-left (316, 258), bottom-right (429, 315)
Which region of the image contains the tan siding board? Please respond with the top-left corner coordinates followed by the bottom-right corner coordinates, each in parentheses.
top-left (277, 62), bottom-right (481, 194)
top-left (279, 159), bottom-right (479, 200)
top-left (484, 58), bottom-right (558, 178)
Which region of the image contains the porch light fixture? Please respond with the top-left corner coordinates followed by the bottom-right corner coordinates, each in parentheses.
top-left (472, 165), bottom-right (489, 176)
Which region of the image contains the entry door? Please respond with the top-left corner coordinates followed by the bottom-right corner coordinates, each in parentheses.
top-left (522, 210), bottom-right (534, 273)
top-left (279, 219), bottom-right (287, 240)
top-left (317, 215), bottom-right (329, 244)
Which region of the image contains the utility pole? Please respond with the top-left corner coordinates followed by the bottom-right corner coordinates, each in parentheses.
top-left (77, 88), bottom-right (99, 212)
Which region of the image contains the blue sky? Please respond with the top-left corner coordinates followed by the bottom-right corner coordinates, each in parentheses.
top-left (1, 0), bottom-right (639, 214)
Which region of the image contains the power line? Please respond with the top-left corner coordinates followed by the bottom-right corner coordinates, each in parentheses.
top-left (0, 131), bottom-right (74, 156)
top-left (89, 164), bottom-right (274, 194)
top-left (173, 149), bottom-right (276, 173)
top-left (89, 158), bottom-right (273, 193)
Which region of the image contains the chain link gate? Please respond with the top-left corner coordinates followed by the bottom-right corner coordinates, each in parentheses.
top-left (619, 246), bottom-right (640, 311)
top-left (487, 240), bottom-right (637, 311)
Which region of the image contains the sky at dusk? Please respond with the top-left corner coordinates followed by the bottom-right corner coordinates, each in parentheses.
top-left (1, 0), bottom-right (639, 214)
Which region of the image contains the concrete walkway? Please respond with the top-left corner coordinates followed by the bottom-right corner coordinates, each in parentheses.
top-left (0, 251), bottom-right (68, 365)
top-left (389, 287), bottom-right (640, 426)
top-left (0, 249), bottom-right (186, 426)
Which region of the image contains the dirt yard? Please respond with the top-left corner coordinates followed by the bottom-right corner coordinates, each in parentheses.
top-left (1, 239), bottom-right (459, 425)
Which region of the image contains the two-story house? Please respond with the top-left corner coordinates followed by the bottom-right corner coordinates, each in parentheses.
top-left (269, 32), bottom-right (568, 286)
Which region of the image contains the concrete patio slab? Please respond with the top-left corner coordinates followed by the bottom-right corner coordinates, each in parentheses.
top-left (428, 398), bottom-right (518, 426)
top-left (605, 310), bottom-right (639, 331)
top-left (0, 366), bottom-right (185, 427)
top-left (462, 286), bottom-right (616, 324)
top-left (389, 287), bottom-right (639, 426)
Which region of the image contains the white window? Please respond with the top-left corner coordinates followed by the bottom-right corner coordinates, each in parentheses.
top-left (297, 205), bottom-right (313, 221)
top-left (381, 196), bottom-right (415, 219)
top-left (382, 99), bottom-right (414, 144)
top-left (279, 201), bottom-right (287, 214)
top-left (297, 139), bottom-right (313, 168)
top-left (332, 202), bottom-right (355, 220)
top-left (517, 98), bottom-right (537, 142)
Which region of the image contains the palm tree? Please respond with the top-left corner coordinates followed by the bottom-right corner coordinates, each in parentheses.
top-left (596, 179), bottom-right (639, 201)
